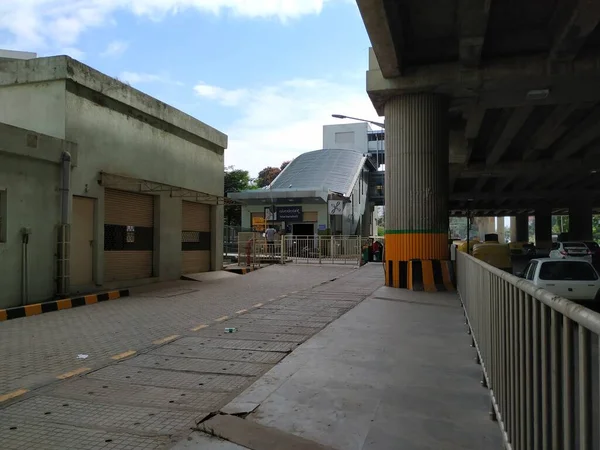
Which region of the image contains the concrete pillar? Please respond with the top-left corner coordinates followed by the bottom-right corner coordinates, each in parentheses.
top-left (510, 217), bottom-right (517, 242)
top-left (535, 206), bottom-right (552, 251)
top-left (515, 214), bottom-right (529, 242)
top-left (384, 93), bottom-right (449, 288)
top-left (361, 204), bottom-right (373, 237)
top-left (569, 199), bottom-right (592, 241)
top-left (496, 217), bottom-right (505, 242)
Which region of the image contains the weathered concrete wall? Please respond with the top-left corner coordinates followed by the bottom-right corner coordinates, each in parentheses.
top-left (0, 55), bottom-right (227, 300)
top-left (0, 81), bottom-right (66, 138)
top-left (0, 122), bottom-right (75, 308)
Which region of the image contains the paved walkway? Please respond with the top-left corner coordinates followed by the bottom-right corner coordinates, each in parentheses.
top-left (187, 282), bottom-right (503, 449)
top-left (0, 264), bottom-right (377, 449)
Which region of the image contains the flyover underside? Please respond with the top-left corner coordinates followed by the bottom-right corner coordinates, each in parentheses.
top-left (358, 0), bottom-right (600, 287)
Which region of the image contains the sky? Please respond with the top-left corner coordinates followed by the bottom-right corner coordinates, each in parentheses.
top-left (0, 0), bottom-right (382, 177)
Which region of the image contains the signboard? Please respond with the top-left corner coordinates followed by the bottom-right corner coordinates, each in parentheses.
top-left (277, 206), bottom-right (302, 221)
top-left (328, 200), bottom-right (343, 216)
top-left (318, 224), bottom-right (326, 231)
top-left (252, 216), bottom-right (266, 231)
top-left (264, 207), bottom-right (276, 221)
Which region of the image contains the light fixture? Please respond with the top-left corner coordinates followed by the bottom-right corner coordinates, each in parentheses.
top-left (526, 89), bottom-right (550, 101)
top-left (591, 169), bottom-right (598, 174)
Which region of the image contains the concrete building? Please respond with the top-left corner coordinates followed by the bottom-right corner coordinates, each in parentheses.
top-left (323, 122), bottom-right (385, 157)
top-left (0, 55), bottom-right (227, 309)
top-left (229, 148), bottom-right (374, 236)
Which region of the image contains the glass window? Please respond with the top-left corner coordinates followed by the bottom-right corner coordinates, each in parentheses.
top-left (562, 242), bottom-right (587, 248)
top-left (539, 261), bottom-right (598, 281)
top-left (525, 261), bottom-right (538, 280)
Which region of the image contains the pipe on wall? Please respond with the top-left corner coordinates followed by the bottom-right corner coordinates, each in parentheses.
top-left (57, 151), bottom-right (71, 297)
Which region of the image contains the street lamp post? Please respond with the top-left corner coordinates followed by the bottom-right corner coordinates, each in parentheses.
top-left (331, 114), bottom-right (385, 128)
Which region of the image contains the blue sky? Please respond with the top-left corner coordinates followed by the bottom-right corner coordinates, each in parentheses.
top-left (0, 0), bottom-right (381, 176)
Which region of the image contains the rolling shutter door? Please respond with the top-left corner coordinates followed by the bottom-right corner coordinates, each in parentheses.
top-left (104, 189), bottom-right (154, 282)
top-left (303, 211), bottom-right (318, 222)
top-left (182, 201), bottom-right (211, 274)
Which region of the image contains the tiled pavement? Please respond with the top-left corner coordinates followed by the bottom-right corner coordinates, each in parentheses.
top-left (0, 263), bottom-right (384, 449)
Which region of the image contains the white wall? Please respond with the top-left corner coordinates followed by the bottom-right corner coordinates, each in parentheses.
top-left (322, 123), bottom-right (369, 152)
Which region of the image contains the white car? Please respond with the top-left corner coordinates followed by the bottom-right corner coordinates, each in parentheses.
top-left (549, 241), bottom-right (593, 263)
top-left (519, 258), bottom-right (600, 302)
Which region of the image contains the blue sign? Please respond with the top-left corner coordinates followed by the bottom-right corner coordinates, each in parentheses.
top-left (277, 206), bottom-right (302, 221)
top-left (318, 224), bottom-right (326, 231)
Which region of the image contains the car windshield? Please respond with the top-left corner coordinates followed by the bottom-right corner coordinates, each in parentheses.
top-left (539, 261), bottom-right (598, 281)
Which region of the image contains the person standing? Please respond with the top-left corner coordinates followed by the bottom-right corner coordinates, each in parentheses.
top-left (265, 225), bottom-right (277, 255)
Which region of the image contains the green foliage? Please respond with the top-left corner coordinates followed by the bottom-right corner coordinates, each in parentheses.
top-left (256, 166), bottom-right (281, 188)
top-left (224, 166), bottom-right (254, 226)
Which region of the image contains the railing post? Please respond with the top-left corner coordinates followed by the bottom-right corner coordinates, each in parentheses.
top-left (318, 236), bottom-right (322, 264)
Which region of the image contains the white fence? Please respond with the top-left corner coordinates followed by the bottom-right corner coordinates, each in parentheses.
top-left (236, 234), bottom-right (364, 267)
top-left (457, 251), bottom-right (600, 450)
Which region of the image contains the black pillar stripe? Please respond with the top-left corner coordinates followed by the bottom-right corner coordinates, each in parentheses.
top-left (399, 261), bottom-right (408, 289)
top-left (431, 260), bottom-right (446, 291)
top-left (388, 260), bottom-right (394, 287)
top-left (411, 260), bottom-right (424, 291)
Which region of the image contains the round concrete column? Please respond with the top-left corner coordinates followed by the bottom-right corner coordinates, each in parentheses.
top-left (384, 93), bottom-right (450, 289)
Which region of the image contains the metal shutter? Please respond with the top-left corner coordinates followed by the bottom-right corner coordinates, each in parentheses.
top-left (104, 189), bottom-right (154, 281)
top-left (181, 201), bottom-right (211, 274)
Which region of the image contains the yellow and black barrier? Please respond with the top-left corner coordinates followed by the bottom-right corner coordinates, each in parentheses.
top-left (0, 290), bottom-right (129, 322)
top-left (386, 260), bottom-right (455, 291)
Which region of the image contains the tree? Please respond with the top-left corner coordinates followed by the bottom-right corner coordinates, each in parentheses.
top-left (224, 166), bottom-right (254, 227)
top-left (256, 166), bottom-right (281, 188)
top-left (280, 161), bottom-right (291, 171)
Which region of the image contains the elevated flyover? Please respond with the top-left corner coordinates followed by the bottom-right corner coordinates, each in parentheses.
top-left (357, 0), bottom-right (600, 285)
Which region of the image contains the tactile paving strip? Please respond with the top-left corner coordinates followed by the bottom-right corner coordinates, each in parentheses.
top-left (121, 354), bottom-right (269, 377)
top-left (89, 365), bottom-right (253, 392)
top-left (150, 346), bottom-right (286, 364)
top-left (193, 329), bottom-right (309, 343)
top-left (224, 318), bottom-right (325, 329)
top-left (174, 336), bottom-right (297, 352)
top-left (241, 313), bottom-right (332, 323)
top-left (0, 415), bottom-right (168, 450)
top-left (47, 377), bottom-right (228, 412)
top-left (220, 324), bottom-right (322, 335)
top-left (254, 308), bottom-right (341, 317)
top-left (0, 395), bottom-right (199, 435)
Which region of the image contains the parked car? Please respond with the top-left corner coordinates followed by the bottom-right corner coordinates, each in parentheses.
top-left (583, 241), bottom-right (600, 264)
top-left (517, 258), bottom-right (600, 303)
top-left (549, 241), bottom-right (592, 263)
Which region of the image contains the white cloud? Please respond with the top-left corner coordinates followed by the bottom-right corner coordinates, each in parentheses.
top-left (0, 0), bottom-right (339, 51)
top-left (193, 77), bottom-right (382, 177)
top-left (59, 47), bottom-right (86, 60)
top-left (100, 40), bottom-right (129, 57)
top-left (119, 71), bottom-right (183, 86)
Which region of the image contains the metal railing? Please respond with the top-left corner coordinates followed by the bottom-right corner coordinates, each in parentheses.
top-left (236, 234), bottom-right (364, 267)
top-left (282, 235), bottom-right (362, 265)
top-left (457, 251), bottom-right (600, 450)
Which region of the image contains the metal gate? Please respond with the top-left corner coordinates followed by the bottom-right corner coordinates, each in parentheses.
top-left (104, 189), bottom-right (154, 281)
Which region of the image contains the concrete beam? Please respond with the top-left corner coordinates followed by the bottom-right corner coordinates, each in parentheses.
top-left (455, 155), bottom-right (600, 178)
top-left (451, 189), bottom-right (600, 202)
top-left (486, 106), bottom-right (534, 166)
top-left (357, 0), bottom-right (402, 78)
top-left (457, 0), bottom-right (492, 67)
top-left (522, 103), bottom-right (580, 161)
top-left (549, 0), bottom-right (600, 63)
top-left (552, 105), bottom-right (600, 160)
top-left (366, 53), bottom-right (600, 114)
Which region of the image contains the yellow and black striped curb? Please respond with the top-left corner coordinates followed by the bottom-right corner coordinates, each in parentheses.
top-left (386, 260), bottom-right (455, 292)
top-left (0, 290), bottom-right (130, 322)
